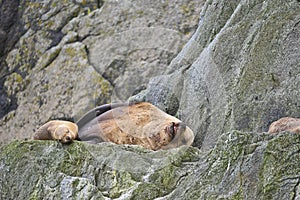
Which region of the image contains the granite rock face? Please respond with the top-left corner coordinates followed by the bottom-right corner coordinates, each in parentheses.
top-left (0, 0), bottom-right (202, 145)
top-left (1, 0), bottom-right (300, 199)
top-left (0, 131), bottom-right (299, 199)
top-left (133, 0), bottom-right (300, 150)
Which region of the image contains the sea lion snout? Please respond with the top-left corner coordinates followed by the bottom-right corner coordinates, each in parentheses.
top-left (55, 126), bottom-right (76, 143)
top-left (175, 122), bottom-right (186, 132)
top-left (168, 122), bottom-right (186, 138)
top-left (176, 122), bottom-right (193, 145)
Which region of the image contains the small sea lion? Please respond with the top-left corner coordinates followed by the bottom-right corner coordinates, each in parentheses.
top-left (33, 120), bottom-right (78, 143)
top-left (268, 117), bottom-right (300, 134)
top-left (34, 102), bottom-right (194, 150)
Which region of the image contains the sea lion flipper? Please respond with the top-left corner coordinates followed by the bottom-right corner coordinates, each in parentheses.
top-left (34, 121), bottom-right (53, 140)
top-left (47, 122), bottom-right (56, 132)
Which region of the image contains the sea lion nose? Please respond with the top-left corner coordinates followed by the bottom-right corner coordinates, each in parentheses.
top-left (65, 136), bottom-right (71, 141)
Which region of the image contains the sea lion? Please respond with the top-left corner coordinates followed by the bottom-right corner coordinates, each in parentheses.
top-left (33, 120), bottom-right (78, 143)
top-left (77, 102), bottom-right (194, 150)
top-left (34, 102), bottom-right (194, 150)
top-left (268, 117), bottom-right (300, 134)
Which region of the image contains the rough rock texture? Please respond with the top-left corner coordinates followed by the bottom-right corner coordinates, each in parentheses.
top-left (1, 0), bottom-right (300, 199)
top-left (0, 0), bottom-right (202, 146)
top-left (0, 0), bottom-right (26, 119)
top-left (132, 0), bottom-right (300, 150)
top-left (0, 131), bottom-right (299, 199)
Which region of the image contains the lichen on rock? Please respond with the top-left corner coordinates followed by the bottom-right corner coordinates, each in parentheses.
top-left (0, 131), bottom-right (299, 199)
top-left (0, 0), bottom-right (300, 199)
top-left (0, 0), bottom-right (203, 146)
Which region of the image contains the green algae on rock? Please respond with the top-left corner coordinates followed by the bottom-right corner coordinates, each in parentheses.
top-left (0, 0), bottom-right (203, 146)
top-left (0, 140), bottom-right (201, 199)
top-left (0, 131), bottom-right (299, 199)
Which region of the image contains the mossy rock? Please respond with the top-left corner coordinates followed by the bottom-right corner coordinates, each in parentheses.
top-left (1, 131), bottom-right (299, 199)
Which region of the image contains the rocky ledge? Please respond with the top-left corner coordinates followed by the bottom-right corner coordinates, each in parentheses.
top-left (1, 131), bottom-right (299, 199)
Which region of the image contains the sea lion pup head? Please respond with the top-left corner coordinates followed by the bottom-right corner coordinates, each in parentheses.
top-left (77, 102), bottom-right (194, 150)
top-left (34, 120), bottom-right (78, 144)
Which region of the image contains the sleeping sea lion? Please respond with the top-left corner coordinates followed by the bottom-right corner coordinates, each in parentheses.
top-left (34, 102), bottom-right (194, 150)
top-left (77, 102), bottom-right (194, 150)
top-left (268, 117), bottom-right (300, 134)
top-left (33, 120), bottom-right (78, 143)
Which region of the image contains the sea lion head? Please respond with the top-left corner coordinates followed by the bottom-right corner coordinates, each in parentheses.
top-left (52, 125), bottom-right (77, 144)
top-left (34, 120), bottom-right (78, 144)
top-left (161, 122), bottom-right (194, 150)
top-left (106, 102), bottom-right (195, 150)
top-left (146, 114), bottom-right (194, 150)
top-left (268, 117), bottom-right (300, 134)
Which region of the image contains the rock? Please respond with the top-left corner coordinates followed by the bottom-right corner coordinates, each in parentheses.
top-left (0, 0), bottom-right (26, 119)
top-left (0, 0), bottom-right (202, 146)
top-left (0, 131), bottom-right (299, 199)
top-left (0, 0), bottom-right (300, 198)
top-left (71, 0), bottom-right (203, 101)
top-left (133, 0), bottom-right (300, 150)
top-left (162, 131), bottom-right (300, 199)
top-left (0, 0), bottom-right (102, 145)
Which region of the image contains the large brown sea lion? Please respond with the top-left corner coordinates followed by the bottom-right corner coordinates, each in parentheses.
top-left (34, 102), bottom-right (194, 150)
top-left (268, 117), bottom-right (300, 134)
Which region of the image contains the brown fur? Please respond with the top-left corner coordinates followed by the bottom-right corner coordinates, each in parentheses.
top-left (268, 117), bottom-right (300, 134)
top-left (34, 120), bottom-right (78, 143)
top-left (33, 102), bottom-right (194, 150)
top-left (78, 102), bottom-right (194, 150)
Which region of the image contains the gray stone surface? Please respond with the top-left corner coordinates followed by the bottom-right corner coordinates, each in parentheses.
top-left (133, 0), bottom-right (300, 150)
top-left (0, 131), bottom-right (299, 199)
top-left (0, 0), bottom-right (300, 199)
